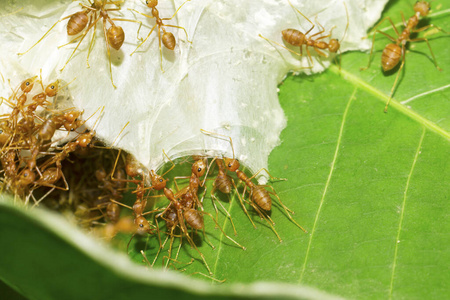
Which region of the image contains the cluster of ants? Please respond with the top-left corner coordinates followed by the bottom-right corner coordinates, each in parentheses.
top-left (14, 0), bottom-right (447, 111)
top-left (18, 0), bottom-right (192, 87)
top-left (2, 0), bottom-right (447, 279)
top-left (0, 73), bottom-right (306, 278)
top-left (0, 74), bottom-right (102, 204)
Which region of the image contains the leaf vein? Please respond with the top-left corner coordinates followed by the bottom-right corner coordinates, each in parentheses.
top-left (388, 127), bottom-right (426, 299)
top-left (400, 83), bottom-right (450, 105)
top-left (298, 88), bottom-right (356, 283)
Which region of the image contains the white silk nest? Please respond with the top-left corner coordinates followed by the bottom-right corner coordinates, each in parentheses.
top-left (0, 0), bottom-right (387, 182)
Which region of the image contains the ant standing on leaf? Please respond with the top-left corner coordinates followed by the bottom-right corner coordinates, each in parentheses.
top-left (128, 0), bottom-right (192, 72)
top-left (360, 1), bottom-right (448, 112)
top-left (18, 0), bottom-right (141, 88)
top-left (201, 129), bottom-right (307, 243)
top-left (259, 0), bottom-right (349, 69)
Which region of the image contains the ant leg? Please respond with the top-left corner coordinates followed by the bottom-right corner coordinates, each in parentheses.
top-left (250, 202), bottom-right (283, 242)
top-left (59, 14), bottom-right (101, 71)
top-left (263, 185), bottom-right (307, 233)
top-left (401, 11), bottom-right (407, 27)
top-left (101, 18), bottom-right (116, 88)
top-left (231, 179), bottom-right (257, 228)
top-left (161, 149), bottom-right (176, 177)
top-left (189, 272), bottom-right (226, 283)
top-left (287, 0), bottom-right (315, 35)
top-left (126, 8), bottom-right (153, 41)
top-left (152, 234), bottom-right (168, 267)
top-left (160, 24), bottom-right (192, 44)
top-left (130, 24), bottom-right (158, 56)
top-left (158, 28), bottom-right (164, 72)
top-left (178, 211), bottom-right (213, 275)
top-left (201, 211), bottom-right (245, 250)
top-left (409, 37), bottom-right (443, 71)
top-left (110, 198), bottom-right (133, 210)
top-left (211, 192), bottom-right (238, 235)
top-left (141, 250), bottom-right (152, 268)
top-left (247, 167), bottom-right (287, 183)
top-left (164, 229), bottom-right (178, 269)
top-left (384, 47), bottom-right (406, 113)
top-left (86, 19), bottom-right (98, 68)
top-left (413, 24), bottom-right (449, 34)
top-left (18, 15), bottom-right (71, 55)
top-left (162, 0), bottom-right (191, 21)
top-left (259, 34), bottom-right (301, 58)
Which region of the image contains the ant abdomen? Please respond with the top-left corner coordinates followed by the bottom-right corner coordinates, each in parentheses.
top-left (252, 186), bottom-right (272, 211)
top-left (328, 39), bottom-right (340, 53)
top-left (184, 208), bottom-right (203, 230)
top-left (214, 172), bottom-right (232, 194)
top-left (282, 29), bottom-right (306, 47)
top-left (162, 32), bottom-right (176, 50)
top-left (107, 25), bottom-right (125, 50)
top-left (67, 11), bottom-right (89, 36)
top-left (381, 44), bottom-right (402, 72)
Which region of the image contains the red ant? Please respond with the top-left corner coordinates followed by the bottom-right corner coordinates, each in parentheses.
top-left (259, 0), bottom-right (349, 69)
top-left (361, 1), bottom-right (448, 112)
top-left (129, 0), bottom-right (192, 71)
top-left (18, 1), bottom-right (140, 88)
top-left (201, 129), bottom-right (307, 242)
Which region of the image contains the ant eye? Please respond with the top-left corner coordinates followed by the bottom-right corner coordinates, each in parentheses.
top-left (51, 85), bottom-right (55, 89)
top-left (26, 82), bottom-right (30, 86)
top-left (139, 224), bottom-right (144, 228)
top-left (198, 168), bottom-right (202, 172)
top-left (159, 179), bottom-right (163, 182)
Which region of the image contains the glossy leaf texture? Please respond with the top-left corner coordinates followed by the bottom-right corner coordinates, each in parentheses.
top-left (0, 0), bottom-right (449, 300)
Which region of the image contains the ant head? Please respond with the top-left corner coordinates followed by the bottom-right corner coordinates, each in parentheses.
top-left (45, 80), bottom-right (59, 97)
top-left (223, 157), bottom-right (240, 172)
top-left (95, 168), bottom-right (107, 182)
top-left (146, 0), bottom-right (158, 8)
top-left (135, 216), bottom-right (152, 235)
top-left (93, 0), bottom-right (103, 9)
top-left (64, 110), bottom-right (82, 123)
top-left (20, 76), bottom-right (37, 93)
top-left (328, 39), bottom-right (340, 53)
top-left (20, 169), bottom-right (35, 186)
top-left (414, 1), bottom-right (431, 16)
top-left (77, 132), bottom-right (94, 148)
top-left (192, 159), bottom-right (207, 177)
top-left (151, 170), bottom-right (167, 190)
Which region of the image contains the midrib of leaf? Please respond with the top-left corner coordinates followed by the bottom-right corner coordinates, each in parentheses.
top-left (330, 65), bottom-right (450, 140)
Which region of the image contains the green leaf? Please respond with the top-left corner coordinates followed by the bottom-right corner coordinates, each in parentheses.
top-left (1, 1), bottom-right (449, 299)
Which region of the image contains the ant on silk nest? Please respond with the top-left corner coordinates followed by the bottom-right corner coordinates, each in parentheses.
top-left (18, 1), bottom-right (141, 88)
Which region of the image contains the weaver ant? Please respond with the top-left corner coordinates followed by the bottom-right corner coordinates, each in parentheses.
top-left (360, 1), bottom-right (448, 112)
top-left (129, 0), bottom-right (192, 71)
top-left (201, 129), bottom-right (307, 242)
top-left (18, 0), bottom-right (140, 88)
top-left (259, 0), bottom-right (349, 69)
